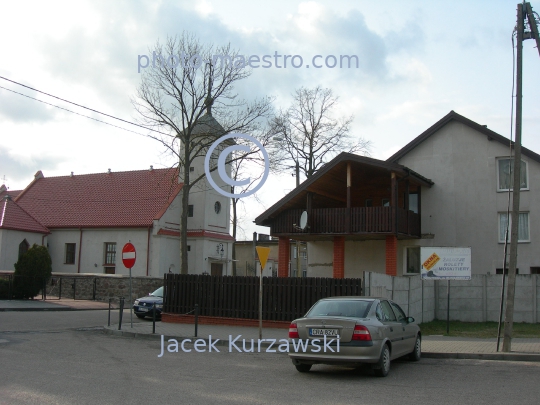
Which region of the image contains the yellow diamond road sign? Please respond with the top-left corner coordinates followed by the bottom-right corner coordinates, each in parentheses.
top-left (256, 246), bottom-right (271, 272)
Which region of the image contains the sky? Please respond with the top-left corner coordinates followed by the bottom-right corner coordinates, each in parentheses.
top-left (1, 0), bottom-right (540, 240)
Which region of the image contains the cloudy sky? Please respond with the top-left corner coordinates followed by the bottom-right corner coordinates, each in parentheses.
top-left (1, 0), bottom-right (539, 239)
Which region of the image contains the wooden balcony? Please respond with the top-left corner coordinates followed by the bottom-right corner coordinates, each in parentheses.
top-left (270, 207), bottom-right (420, 238)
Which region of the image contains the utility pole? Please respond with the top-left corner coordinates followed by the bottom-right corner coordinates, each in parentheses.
top-left (503, 1), bottom-right (540, 352)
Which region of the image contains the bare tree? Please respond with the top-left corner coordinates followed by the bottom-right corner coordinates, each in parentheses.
top-left (271, 86), bottom-right (370, 181)
top-left (132, 33), bottom-right (273, 274)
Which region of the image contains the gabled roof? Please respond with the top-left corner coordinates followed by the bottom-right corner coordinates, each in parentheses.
top-left (15, 168), bottom-right (182, 228)
top-left (0, 195), bottom-right (50, 234)
top-left (0, 185), bottom-right (22, 200)
top-left (387, 110), bottom-right (540, 164)
top-left (255, 152), bottom-right (433, 226)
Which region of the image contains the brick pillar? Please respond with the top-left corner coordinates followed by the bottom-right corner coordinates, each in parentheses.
top-left (278, 237), bottom-right (290, 277)
top-left (385, 235), bottom-right (397, 276)
top-left (333, 236), bottom-right (345, 279)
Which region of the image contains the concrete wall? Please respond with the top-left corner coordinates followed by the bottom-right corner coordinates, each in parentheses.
top-left (46, 228), bottom-right (151, 277)
top-left (37, 272), bottom-right (162, 303)
top-left (364, 271), bottom-right (540, 323)
top-left (0, 229), bottom-right (46, 270)
top-left (396, 120), bottom-right (540, 275)
top-left (306, 241), bottom-right (334, 277)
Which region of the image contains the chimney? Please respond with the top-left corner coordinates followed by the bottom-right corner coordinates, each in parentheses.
top-left (107, 168), bottom-right (111, 174)
top-left (70, 172), bottom-right (74, 177)
top-left (34, 170), bottom-right (44, 180)
top-left (149, 165), bottom-right (153, 171)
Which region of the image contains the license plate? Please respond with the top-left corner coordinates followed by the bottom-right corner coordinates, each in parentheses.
top-left (138, 307), bottom-right (149, 312)
top-left (310, 328), bottom-right (339, 337)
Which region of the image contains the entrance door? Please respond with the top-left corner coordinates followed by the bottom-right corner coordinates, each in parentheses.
top-left (211, 263), bottom-right (223, 276)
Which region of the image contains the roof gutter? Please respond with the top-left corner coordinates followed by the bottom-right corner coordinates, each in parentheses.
top-left (146, 225), bottom-right (151, 276)
top-left (77, 228), bottom-right (83, 273)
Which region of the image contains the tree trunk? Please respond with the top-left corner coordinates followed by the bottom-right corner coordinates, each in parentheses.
top-left (180, 140), bottom-right (191, 275)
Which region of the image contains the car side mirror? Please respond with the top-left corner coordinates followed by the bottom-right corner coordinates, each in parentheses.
top-left (407, 317), bottom-right (415, 324)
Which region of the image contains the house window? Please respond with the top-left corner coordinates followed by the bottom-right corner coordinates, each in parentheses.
top-left (65, 243), bottom-right (76, 264)
top-left (497, 158), bottom-right (528, 191)
top-left (190, 166), bottom-right (195, 172)
top-left (406, 247), bottom-right (420, 274)
top-left (187, 245), bottom-right (191, 252)
top-left (408, 193), bottom-right (419, 214)
top-left (365, 199), bottom-right (373, 207)
top-left (214, 201), bottom-right (221, 214)
top-left (530, 267), bottom-right (540, 274)
top-left (382, 198), bottom-right (390, 207)
top-left (18, 239), bottom-right (30, 259)
top-left (188, 205), bottom-right (194, 217)
top-left (496, 268), bottom-right (519, 275)
top-left (104, 242), bottom-right (116, 265)
top-left (498, 212), bottom-right (530, 242)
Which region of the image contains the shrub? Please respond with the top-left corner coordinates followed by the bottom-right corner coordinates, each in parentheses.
top-left (0, 278), bottom-right (10, 299)
top-left (13, 244), bottom-right (52, 299)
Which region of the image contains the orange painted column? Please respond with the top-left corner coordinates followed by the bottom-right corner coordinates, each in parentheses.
top-left (333, 236), bottom-right (345, 278)
top-left (278, 237), bottom-right (290, 277)
top-left (385, 235), bottom-right (398, 276)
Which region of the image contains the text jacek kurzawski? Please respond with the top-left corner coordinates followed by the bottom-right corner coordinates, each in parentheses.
top-left (157, 334), bottom-right (340, 357)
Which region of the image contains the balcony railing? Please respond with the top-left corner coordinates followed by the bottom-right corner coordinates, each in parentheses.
top-left (271, 207), bottom-right (420, 237)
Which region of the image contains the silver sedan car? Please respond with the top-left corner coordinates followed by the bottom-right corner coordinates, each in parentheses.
top-left (288, 296), bottom-right (421, 377)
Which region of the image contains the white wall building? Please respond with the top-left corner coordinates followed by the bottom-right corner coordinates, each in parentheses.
top-left (1, 114), bottom-right (234, 277)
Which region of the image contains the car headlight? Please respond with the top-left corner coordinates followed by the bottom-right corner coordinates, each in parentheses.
top-left (155, 304), bottom-right (163, 309)
top-left (134, 299), bottom-right (140, 305)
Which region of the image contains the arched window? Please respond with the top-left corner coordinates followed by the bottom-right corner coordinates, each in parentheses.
top-left (18, 239), bottom-right (30, 259)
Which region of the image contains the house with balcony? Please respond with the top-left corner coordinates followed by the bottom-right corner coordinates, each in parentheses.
top-left (255, 111), bottom-right (540, 278)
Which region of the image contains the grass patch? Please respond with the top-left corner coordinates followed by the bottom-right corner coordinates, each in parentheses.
top-left (419, 320), bottom-right (540, 338)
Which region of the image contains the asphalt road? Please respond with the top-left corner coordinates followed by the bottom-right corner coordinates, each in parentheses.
top-left (1, 311), bottom-right (540, 405)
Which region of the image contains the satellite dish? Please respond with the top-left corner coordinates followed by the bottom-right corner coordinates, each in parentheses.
top-left (299, 211), bottom-right (308, 230)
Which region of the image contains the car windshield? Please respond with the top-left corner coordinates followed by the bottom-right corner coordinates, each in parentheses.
top-left (306, 300), bottom-right (372, 318)
top-left (150, 287), bottom-right (164, 297)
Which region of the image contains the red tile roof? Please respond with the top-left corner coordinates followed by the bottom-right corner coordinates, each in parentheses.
top-left (0, 195), bottom-right (50, 234)
top-left (0, 185), bottom-right (22, 200)
top-left (15, 168), bottom-right (182, 228)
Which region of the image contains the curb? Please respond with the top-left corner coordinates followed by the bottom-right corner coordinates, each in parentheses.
top-left (0, 307), bottom-right (110, 312)
top-left (103, 327), bottom-right (285, 350)
top-left (423, 351), bottom-right (540, 362)
top-left (103, 327), bottom-right (540, 362)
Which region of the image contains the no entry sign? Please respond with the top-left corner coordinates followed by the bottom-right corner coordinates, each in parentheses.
top-left (122, 242), bottom-right (136, 269)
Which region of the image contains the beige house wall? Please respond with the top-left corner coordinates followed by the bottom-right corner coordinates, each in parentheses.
top-left (305, 120), bottom-right (540, 276)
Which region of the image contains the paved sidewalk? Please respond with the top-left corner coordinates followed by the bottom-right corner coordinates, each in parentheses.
top-left (0, 298), bottom-right (113, 311)
top-left (103, 319), bottom-right (540, 362)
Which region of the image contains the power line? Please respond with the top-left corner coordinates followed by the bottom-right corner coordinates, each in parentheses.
top-left (0, 85), bottom-right (147, 138)
top-left (0, 75), bottom-right (171, 136)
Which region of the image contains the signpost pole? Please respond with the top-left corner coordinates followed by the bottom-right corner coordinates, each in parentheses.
top-left (447, 280), bottom-right (450, 335)
top-left (130, 267), bottom-right (133, 328)
top-left (255, 246), bottom-right (271, 341)
top-left (121, 242), bottom-right (137, 330)
top-left (259, 267), bottom-right (263, 340)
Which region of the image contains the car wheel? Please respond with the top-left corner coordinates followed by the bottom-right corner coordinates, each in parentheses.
top-left (135, 314), bottom-right (146, 319)
top-left (295, 363), bottom-right (312, 373)
top-left (374, 344), bottom-right (391, 377)
top-left (408, 335), bottom-right (421, 361)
